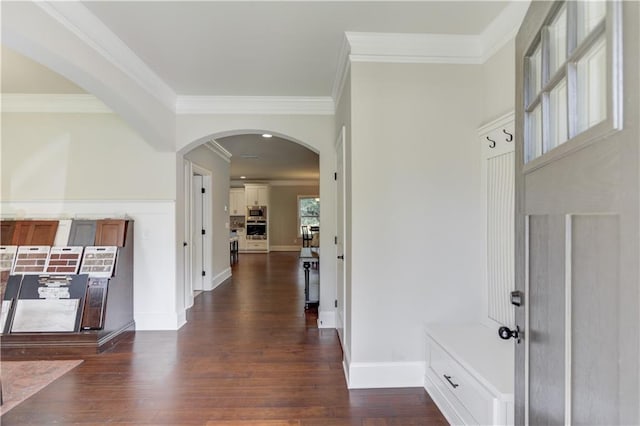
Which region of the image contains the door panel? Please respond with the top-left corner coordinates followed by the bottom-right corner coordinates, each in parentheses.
top-left (192, 175), bottom-right (204, 291)
top-left (570, 214), bottom-right (620, 425)
top-left (13, 221), bottom-right (59, 245)
top-left (1, 221), bottom-right (17, 245)
top-left (527, 215), bottom-right (565, 426)
top-left (516, 1), bottom-right (639, 424)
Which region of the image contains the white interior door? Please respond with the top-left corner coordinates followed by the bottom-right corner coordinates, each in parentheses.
top-left (192, 174), bottom-right (204, 292)
top-left (515, 2), bottom-right (639, 424)
top-left (335, 126), bottom-right (346, 348)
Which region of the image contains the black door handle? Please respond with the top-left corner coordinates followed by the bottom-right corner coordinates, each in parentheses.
top-left (337, 255), bottom-right (344, 260)
top-left (183, 242), bottom-right (188, 247)
top-left (498, 326), bottom-right (521, 343)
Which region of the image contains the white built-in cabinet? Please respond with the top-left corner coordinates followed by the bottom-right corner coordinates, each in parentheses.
top-left (229, 188), bottom-right (245, 216)
top-left (424, 113), bottom-right (515, 426)
top-left (245, 185), bottom-right (269, 206)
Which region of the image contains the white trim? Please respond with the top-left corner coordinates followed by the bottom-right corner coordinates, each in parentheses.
top-left (208, 267), bottom-right (232, 291)
top-left (479, 0), bottom-right (531, 62)
top-left (564, 214), bottom-right (573, 426)
top-left (176, 96), bottom-right (335, 115)
top-left (205, 141), bottom-right (232, 163)
top-left (424, 370), bottom-right (466, 425)
top-left (343, 348), bottom-right (351, 385)
top-left (477, 111), bottom-right (516, 136)
top-left (317, 310), bottom-right (336, 328)
top-left (332, 35), bottom-right (351, 105)
top-left (347, 361), bottom-right (425, 389)
top-left (245, 180), bottom-right (319, 187)
top-left (269, 245), bottom-right (301, 252)
top-left (347, 32), bottom-right (484, 64)
top-left (35, 1), bottom-right (176, 111)
top-left (135, 312), bottom-right (186, 331)
top-left (1, 94), bottom-right (112, 113)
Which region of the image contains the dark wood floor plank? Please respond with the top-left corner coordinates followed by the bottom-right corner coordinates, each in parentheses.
top-left (1, 252), bottom-right (446, 425)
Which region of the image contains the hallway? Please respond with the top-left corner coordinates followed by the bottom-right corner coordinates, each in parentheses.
top-left (2, 252), bottom-right (446, 425)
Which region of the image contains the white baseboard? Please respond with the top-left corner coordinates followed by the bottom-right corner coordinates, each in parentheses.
top-left (270, 245), bottom-right (301, 252)
top-left (135, 312), bottom-right (186, 331)
top-left (347, 361), bottom-right (426, 389)
top-left (317, 310), bottom-right (336, 328)
top-left (343, 348), bottom-right (351, 385)
top-left (206, 267), bottom-right (232, 291)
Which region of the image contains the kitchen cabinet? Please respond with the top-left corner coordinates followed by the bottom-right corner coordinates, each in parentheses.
top-left (244, 184), bottom-right (269, 206)
top-left (229, 188), bottom-right (245, 216)
top-left (245, 240), bottom-right (268, 252)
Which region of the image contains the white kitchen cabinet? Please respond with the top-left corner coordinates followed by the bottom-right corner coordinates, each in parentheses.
top-left (424, 324), bottom-right (514, 426)
top-left (244, 240), bottom-right (267, 252)
top-left (244, 184), bottom-right (269, 206)
top-left (236, 229), bottom-right (247, 251)
top-left (229, 188), bottom-right (245, 216)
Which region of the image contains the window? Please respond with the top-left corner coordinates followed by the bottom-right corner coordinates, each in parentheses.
top-left (524, 1), bottom-right (621, 165)
top-left (298, 196), bottom-right (319, 235)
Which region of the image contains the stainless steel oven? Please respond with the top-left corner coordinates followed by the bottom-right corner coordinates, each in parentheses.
top-left (246, 221), bottom-right (267, 240)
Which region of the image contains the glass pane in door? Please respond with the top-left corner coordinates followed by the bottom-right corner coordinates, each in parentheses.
top-left (548, 79), bottom-right (568, 151)
top-left (549, 6), bottom-right (567, 75)
top-left (526, 104), bottom-right (543, 163)
top-left (576, 37), bottom-right (607, 134)
top-left (527, 44), bottom-right (543, 105)
top-left (577, 1), bottom-right (606, 43)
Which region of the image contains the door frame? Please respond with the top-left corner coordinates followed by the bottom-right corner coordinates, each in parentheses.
top-left (184, 160), bottom-right (213, 298)
top-left (335, 125), bottom-right (347, 348)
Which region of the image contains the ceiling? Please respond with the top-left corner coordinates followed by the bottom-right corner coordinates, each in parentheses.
top-left (216, 134), bottom-right (319, 183)
top-left (2, 1), bottom-right (513, 182)
top-left (81, 1), bottom-right (508, 96)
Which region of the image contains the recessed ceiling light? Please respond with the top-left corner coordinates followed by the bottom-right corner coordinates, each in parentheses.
top-left (240, 176), bottom-right (246, 179)
top-left (261, 133), bottom-right (273, 138)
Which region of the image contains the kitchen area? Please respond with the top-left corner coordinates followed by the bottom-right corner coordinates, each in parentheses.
top-left (229, 184), bottom-right (270, 255)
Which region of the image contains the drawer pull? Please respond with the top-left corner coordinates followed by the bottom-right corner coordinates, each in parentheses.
top-left (443, 374), bottom-right (459, 388)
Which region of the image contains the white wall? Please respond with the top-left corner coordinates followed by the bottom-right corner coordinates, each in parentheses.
top-left (0, 111), bottom-right (180, 330)
top-left (347, 62), bottom-right (485, 387)
top-left (482, 38), bottom-right (516, 123)
top-left (1, 113), bottom-right (176, 200)
top-left (184, 145), bottom-right (232, 291)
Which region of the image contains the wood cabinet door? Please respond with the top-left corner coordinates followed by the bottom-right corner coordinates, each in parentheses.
top-left (1, 221), bottom-right (17, 245)
top-left (13, 221), bottom-right (59, 245)
top-left (95, 220), bottom-right (127, 247)
top-left (68, 220), bottom-right (97, 246)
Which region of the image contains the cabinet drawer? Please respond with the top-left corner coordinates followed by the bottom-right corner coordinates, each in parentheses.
top-left (246, 241), bottom-right (267, 251)
top-left (428, 340), bottom-right (494, 425)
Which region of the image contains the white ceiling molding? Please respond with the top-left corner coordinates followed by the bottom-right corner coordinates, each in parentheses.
top-left (331, 35), bottom-right (352, 105)
top-left (479, 0), bottom-right (531, 62)
top-left (176, 96), bottom-right (335, 115)
top-left (205, 140), bottom-right (233, 163)
top-left (35, 1), bottom-right (177, 111)
top-left (231, 180), bottom-right (319, 187)
top-left (346, 32), bottom-right (484, 64)
top-left (1, 94), bottom-right (112, 113)
top-left (334, 1), bottom-right (530, 92)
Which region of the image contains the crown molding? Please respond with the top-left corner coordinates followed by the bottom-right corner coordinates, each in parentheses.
top-left (176, 96), bottom-right (335, 115)
top-left (334, 1), bottom-right (530, 94)
top-left (346, 32), bottom-right (484, 64)
top-left (35, 1), bottom-right (177, 112)
top-left (1, 94), bottom-right (112, 113)
top-left (231, 179), bottom-right (319, 187)
top-left (205, 140), bottom-right (232, 163)
top-left (332, 35), bottom-right (352, 105)
top-left (479, 0), bottom-right (531, 62)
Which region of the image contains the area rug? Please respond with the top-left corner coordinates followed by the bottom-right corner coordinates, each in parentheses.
top-left (0, 359), bottom-right (83, 415)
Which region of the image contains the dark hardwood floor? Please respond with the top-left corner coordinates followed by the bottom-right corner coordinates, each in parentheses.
top-left (2, 252), bottom-right (447, 425)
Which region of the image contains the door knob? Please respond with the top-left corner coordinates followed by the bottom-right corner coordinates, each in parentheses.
top-left (337, 255), bottom-right (344, 260)
top-left (498, 326), bottom-right (521, 343)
